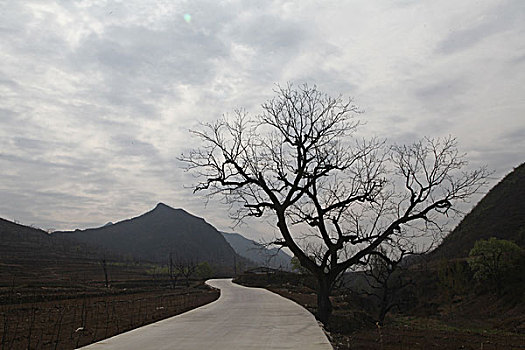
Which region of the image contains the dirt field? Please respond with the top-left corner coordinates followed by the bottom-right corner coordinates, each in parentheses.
top-left (329, 326), bottom-right (525, 350)
top-left (0, 284), bottom-right (218, 349)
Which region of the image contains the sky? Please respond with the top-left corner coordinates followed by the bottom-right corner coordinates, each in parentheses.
top-left (1, 0), bottom-right (524, 241)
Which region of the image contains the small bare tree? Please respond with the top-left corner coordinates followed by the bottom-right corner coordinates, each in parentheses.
top-left (174, 258), bottom-right (197, 287)
top-left (361, 245), bottom-right (412, 325)
top-left (100, 257), bottom-right (109, 288)
top-left (180, 84), bottom-right (489, 323)
top-left (168, 252), bottom-right (178, 289)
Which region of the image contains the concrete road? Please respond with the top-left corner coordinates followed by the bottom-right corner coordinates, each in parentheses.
top-left (80, 278), bottom-right (332, 349)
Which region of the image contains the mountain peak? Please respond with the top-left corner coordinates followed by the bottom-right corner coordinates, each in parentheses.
top-left (152, 202), bottom-right (177, 212)
top-left (52, 203), bottom-right (238, 265)
top-left (151, 203), bottom-right (195, 218)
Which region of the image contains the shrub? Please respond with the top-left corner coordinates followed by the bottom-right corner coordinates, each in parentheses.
top-left (468, 237), bottom-right (522, 295)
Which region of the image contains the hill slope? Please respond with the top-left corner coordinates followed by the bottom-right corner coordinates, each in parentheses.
top-left (221, 232), bottom-right (292, 270)
top-left (53, 203), bottom-right (239, 266)
top-left (431, 162), bottom-right (525, 259)
top-left (0, 217), bottom-right (101, 261)
top-left (0, 217), bottom-right (110, 284)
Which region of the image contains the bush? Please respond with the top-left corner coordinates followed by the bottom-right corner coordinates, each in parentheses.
top-left (468, 237), bottom-right (523, 295)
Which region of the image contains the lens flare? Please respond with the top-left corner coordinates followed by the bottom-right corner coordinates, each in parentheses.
top-left (184, 14), bottom-right (191, 23)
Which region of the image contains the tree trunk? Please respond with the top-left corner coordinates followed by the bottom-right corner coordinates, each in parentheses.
top-left (378, 305), bottom-right (387, 326)
top-left (101, 258), bottom-right (109, 288)
top-left (378, 287), bottom-right (389, 326)
top-left (317, 277), bottom-right (333, 324)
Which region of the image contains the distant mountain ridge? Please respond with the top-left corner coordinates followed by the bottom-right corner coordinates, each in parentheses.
top-left (431, 163), bottom-right (525, 259)
top-left (53, 203), bottom-right (240, 266)
top-left (221, 231), bottom-right (292, 270)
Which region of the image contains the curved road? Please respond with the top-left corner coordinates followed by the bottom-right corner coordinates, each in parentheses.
top-left (81, 279), bottom-right (332, 349)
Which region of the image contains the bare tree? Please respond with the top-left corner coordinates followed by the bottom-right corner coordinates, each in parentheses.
top-left (361, 245), bottom-right (412, 325)
top-left (174, 258), bottom-right (197, 287)
top-left (180, 83), bottom-right (489, 323)
top-left (101, 257), bottom-right (109, 288)
top-left (168, 252), bottom-right (178, 289)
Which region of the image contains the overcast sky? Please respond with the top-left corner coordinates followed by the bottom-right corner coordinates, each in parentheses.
top-left (1, 0), bottom-right (524, 240)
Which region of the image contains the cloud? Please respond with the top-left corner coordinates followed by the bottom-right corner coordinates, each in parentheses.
top-left (437, 0), bottom-right (525, 55)
top-left (0, 107), bottom-right (18, 123)
top-left (501, 128), bottom-right (525, 144)
top-left (110, 134), bottom-right (160, 157)
top-left (0, 0), bottom-right (524, 240)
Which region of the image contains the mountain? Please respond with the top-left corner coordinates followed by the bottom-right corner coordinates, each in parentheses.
top-left (221, 231), bottom-right (292, 270)
top-left (1, 217), bottom-right (50, 244)
top-left (431, 163), bottom-right (525, 259)
top-left (0, 217), bottom-right (99, 260)
top-left (53, 203), bottom-right (240, 266)
top-left (0, 217), bottom-right (106, 283)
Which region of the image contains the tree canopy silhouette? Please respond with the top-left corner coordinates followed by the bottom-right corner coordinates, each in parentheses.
top-left (181, 83), bottom-right (489, 323)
